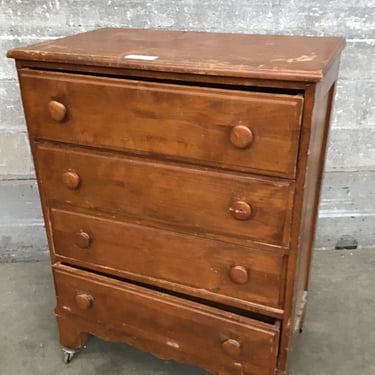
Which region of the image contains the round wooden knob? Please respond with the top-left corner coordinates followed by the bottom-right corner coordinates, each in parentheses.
top-left (229, 266), bottom-right (249, 284)
top-left (74, 231), bottom-right (91, 248)
top-left (222, 339), bottom-right (241, 358)
top-left (75, 293), bottom-right (93, 310)
top-left (230, 124), bottom-right (253, 149)
top-left (48, 100), bottom-right (67, 122)
top-left (62, 171), bottom-right (80, 189)
top-left (229, 201), bottom-right (252, 220)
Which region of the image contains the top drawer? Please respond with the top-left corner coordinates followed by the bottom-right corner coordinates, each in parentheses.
top-left (19, 70), bottom-right (303, 178)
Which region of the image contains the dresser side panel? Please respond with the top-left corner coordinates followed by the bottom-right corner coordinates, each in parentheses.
top-left (277, 57), bottom-right (341, 372)
top-left (291, 86), bottom-right (333, 331)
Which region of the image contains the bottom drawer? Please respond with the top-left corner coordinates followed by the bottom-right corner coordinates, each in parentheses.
top-left (53, 264), bottom-right (280, 375)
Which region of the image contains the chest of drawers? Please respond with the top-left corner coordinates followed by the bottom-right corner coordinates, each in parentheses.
top-left (7, 28), bottom-right (344, 375)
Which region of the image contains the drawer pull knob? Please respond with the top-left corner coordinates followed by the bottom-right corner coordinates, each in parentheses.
top-left (230, 124), bottom-right (253, 149)
top-left (62, 171), bottom-right (80, 189)
top-left (48, 100), bottom-right (67, 122)
top-left (75, 293), bottom-right (93, 310)
top-left (222, 339), bottom-right (241, 358)
top-left (229, 266), bottom-right (249, 284)
top-left (229, 201), bottom-right (252, 220)
top-left (74, 231), bottom-right (91, 248)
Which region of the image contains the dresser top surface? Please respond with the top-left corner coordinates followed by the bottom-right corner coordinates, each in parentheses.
top-left (7, 27), bottom-right (345, 82)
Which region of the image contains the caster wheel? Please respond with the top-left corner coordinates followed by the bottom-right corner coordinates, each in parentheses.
top-left (62, 348), bottom-right (76, 364)
top-left (299, 327), bottom-right (304, 334)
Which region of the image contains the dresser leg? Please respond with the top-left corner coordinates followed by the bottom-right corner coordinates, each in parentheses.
top-left (56, 314), bottom-right (88, 350)
top-left (296, 290), bottom-right (308, 334)
top-left (275, 369), bottom-right (288, 375)
top-left (62, 347), bottom-right (76, 364)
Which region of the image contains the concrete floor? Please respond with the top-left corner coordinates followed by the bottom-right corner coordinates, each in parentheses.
top-left (0, 249), bottom-right (374, 375)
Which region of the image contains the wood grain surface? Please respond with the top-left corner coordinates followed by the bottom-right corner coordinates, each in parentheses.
top-left (51, 208), bottom-right (287, 310)
top-left (8, 28), bottom-right (345, 82)
top-left (36, 143), bottom-right (295, 247)
top-left (54, 264), bottom-right (280, 375)
top-left (20, 69), bottom-right (303, 178)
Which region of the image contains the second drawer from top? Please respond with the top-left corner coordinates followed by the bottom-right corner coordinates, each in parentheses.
top-left (35, 143), bottom-right (295, 247)
top-left (20, 70), bottom-right (303, 178)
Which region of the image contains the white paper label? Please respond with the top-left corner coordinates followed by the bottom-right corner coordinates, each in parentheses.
top-left (124, 54), bottom-right (159, 61)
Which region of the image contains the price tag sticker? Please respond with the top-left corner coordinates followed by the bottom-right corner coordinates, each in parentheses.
top-left (125, 54), bottom-right (159, 61)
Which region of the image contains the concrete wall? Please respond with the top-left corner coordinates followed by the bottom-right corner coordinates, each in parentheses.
top-left (1, 1), bottom-right (374, 261)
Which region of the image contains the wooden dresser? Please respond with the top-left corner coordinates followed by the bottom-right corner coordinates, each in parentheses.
top-left (7, 28), bottom-right (344, 375)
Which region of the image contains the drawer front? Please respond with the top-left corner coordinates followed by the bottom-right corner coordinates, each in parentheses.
top-left (21, 70), bottom-right (303, 177)
top-left (36, 144), bottom-right (294, 247)
top-left (51, 208), bottom-right (286, 310)
top-left (54, 264), bottom-right (280, 375)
